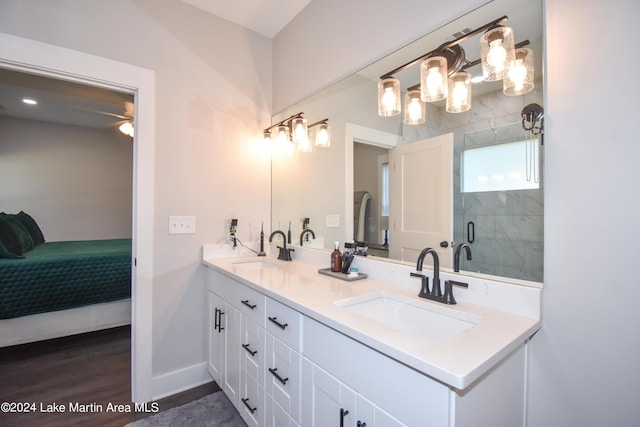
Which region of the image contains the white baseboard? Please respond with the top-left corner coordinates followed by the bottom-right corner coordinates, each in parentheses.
top-left (151, 361), bottom-right (213, 401)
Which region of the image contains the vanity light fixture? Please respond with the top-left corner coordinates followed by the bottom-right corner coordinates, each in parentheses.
top-left (377, 15), bottom-right (533, 120)
top-left (263, 113), bottom-right (331, 154)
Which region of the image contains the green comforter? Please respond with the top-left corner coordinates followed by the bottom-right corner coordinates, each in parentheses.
top-left (0, 239), bottom-right (131, 319)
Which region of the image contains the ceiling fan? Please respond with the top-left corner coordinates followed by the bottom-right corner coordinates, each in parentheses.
top-left (71, 100), bottom-right (135, 137)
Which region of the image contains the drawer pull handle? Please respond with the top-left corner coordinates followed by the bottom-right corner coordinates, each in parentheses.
top-left (357, 422), bottom-right (367, 427)
top-left (268, 367), bottom-right (289, 385)
top-left (340, 408), bottom-right (350, 427)
top-left (241, 397), bottom-right (257, 414)
top-left (241, 300), bottom-right (257, 310)
top-left (214, 308), bottom-right (225, 332)
top-left (268, 316), bottom-right (288, 330)
top-left (242, 343), bottom-right (258, 356)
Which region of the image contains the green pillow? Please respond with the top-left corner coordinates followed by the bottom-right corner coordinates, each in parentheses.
top-left (0, 213), bottom-right (33, 254)
top-left (15, 211), bottom-right (45, 245)
top-left (0, 238), bottom-right (24, 259)
top-left (0, 215), bottom-right (24, 255)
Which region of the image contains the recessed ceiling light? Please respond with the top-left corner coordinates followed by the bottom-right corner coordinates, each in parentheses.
top-left (22, 98), bottom-right (38, 105)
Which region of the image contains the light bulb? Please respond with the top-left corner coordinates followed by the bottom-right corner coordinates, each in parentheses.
top-left (408, 98), bottom-right (422, 120)
top-left (508, 59), bottom-right (527, 91)
top-left (487, 40), bottom-right (508, 73)
top-left (381, 87), bottom-right (397, 112)
top-left (426, 67), bottom-right (444, 96)
top-left (452, 82), bottom-right (468, 108)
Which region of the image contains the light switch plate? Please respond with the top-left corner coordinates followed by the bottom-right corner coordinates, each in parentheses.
top-left (326, 214), bottom-right (340, 228)
top-left (169, 216), bottom-right (196, 234)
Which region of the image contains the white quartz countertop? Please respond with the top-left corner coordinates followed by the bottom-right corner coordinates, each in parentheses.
top-left (203, 255), bottom-right (541, 390)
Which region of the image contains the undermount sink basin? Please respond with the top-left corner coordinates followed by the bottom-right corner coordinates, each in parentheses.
top-left (335, 291), bottom-right (480, 342)
top-left (231, 259), bottom-right (279, 270)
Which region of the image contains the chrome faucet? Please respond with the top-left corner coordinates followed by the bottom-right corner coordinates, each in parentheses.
top-left (410, 246), bottom-right (468, 305)
top-left (453, 243), bottom-right (472, 272)
top-left (299, 228), bottom-right (316, 245)
top-left (269, 230), bottom-right (295, 261)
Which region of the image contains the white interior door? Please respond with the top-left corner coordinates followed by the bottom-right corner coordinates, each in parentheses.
top-left (389, 133), bottom-right (453, 268)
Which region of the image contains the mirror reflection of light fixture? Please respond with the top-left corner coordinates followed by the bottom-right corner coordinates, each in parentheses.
top-left (446, 72), bottom-right (472, 113)
top-left (420, 56), bottom-right (448, 102)
top-left (504, 47), bottom-right (534, 95)
top-left (377, 77), bottom-right (401, 116)
top-left (119, 121), bottom-right (134, 137)
top-left (377, 15), bottom-right (533, 121)
top-left (404, 89), bottom-right (426, 124)
top-left (479, 26), bottom-right (515, 81)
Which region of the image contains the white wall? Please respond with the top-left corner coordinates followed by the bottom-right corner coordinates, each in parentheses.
top-left (0, 0), bottom-right (272, 396)
top-left (275, 0), bottom-right (640, 425)
top-left (0, 117), bottom-right (133, 241)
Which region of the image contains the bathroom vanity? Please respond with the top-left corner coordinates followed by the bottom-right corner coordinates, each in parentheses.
top-left (203, 247), bottom-right (541, 427)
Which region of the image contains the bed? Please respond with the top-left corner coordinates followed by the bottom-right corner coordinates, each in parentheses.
top-left (0, 211), bottom-right (132, 347)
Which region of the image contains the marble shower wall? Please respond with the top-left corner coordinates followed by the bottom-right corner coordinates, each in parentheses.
top-left (403, 80), bottom-right (544, 282)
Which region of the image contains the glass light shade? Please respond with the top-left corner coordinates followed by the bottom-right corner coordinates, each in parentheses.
top-left (275, 125), bottom-right (290, 146)
top-left (291, 117), bottom-right (308, 143)
top-left (420, 56), bottom-right (448, 102)
top-left (446, 72), bottom-right (472, 113)
top-left (377, 78), bottom-right (401, 116)
top-left (403, 90), bottom-right (426, 125)
top-left (479, 26), bottom-right (515, 81)
top-left (503, 48), bottom-right (534, 96)
top-left (314, 123), bottom-right (331, 148)
top-left (263, 130), bottom-right (272, 145)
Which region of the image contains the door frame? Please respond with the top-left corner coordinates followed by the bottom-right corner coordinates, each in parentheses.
top-left (0, 33), bottom-right (155, 402)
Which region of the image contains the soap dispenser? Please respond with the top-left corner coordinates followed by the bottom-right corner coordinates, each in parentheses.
top-left (330, 241), bottom-right (342, 272)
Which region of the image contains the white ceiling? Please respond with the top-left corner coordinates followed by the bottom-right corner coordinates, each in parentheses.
top-left (180, 0), bottom-right (311, 38)
top-left (0, 2), bottom-right (308, 131)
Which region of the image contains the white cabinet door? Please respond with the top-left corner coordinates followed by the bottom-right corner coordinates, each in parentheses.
top-left (222, 301), bottom-right (241, 409)
top-left (207, 291), bottom-right (224, 382)
top-left (239, 368), bottom-right (264, 427)
top-left (302, 358), bottom-right (357, 427)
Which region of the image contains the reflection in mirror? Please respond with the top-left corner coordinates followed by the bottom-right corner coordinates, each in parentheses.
top-left (271, 0), bottom-right (543, 285)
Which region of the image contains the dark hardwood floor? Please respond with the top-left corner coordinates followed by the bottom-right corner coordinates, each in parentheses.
top-left (0, 325), bottom-right (220, 427)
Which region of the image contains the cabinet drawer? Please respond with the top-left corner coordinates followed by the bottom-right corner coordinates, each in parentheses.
top-left (241, 317), bottom-right (266, 386)
top-left (266, 334), bottom-right (301, 424)
top-left (266, 393), bottom-right (298, 427)
top-left (234, 284), bottom-right (266, 326)
top-left (266, 297), bottom-right (303, 352)
top-left (240, 369), bottom-right (265, 427)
